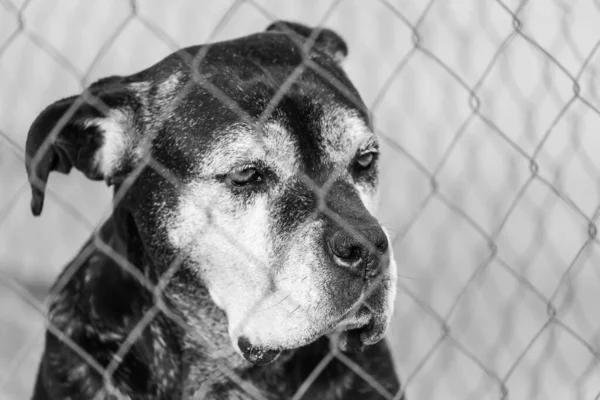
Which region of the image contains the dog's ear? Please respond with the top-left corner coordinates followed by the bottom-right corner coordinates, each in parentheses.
top-left (265, 20), bottom-right (348, 63)
top-left (25, 76), bottom-right (141, 216)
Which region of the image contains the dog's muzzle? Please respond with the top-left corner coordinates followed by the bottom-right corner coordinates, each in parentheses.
top-left (236, 261), bottom-right (393, 365)
top-left (233, 182), bottom-right (396, 365)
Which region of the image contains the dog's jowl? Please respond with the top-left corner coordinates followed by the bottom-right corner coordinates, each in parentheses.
top-left (26, 21), bottom-right (403, 400)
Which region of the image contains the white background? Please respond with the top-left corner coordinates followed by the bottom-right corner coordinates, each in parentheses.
top-left (1, 0), bottom-right (600, 399)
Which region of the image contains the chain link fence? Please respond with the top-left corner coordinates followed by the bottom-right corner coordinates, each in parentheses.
top-left (1, 0), bottom-right (600, 399)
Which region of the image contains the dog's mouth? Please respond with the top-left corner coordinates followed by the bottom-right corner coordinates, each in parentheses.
top-left (230, 245), bottom-right (397, 366)
top-left (237, 336), bottom-right (285, 365)
top-left (236, 305), bottom-right (384, 365)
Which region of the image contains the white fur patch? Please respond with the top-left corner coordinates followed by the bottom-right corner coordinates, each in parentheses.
top-left (263, 122), bottom-right (300, 178)
top-left (320, 107), bottom-right (374, 166)
top-left (85, 109), bottom-right (131, 178)
top-left (356, 185), bottom-right (379, 215)
top-left (230, 221), bottom-right (353, 350)
top-left (127, 72), bottom-right (183, 137)
top-left (156, 72), bottom-right (182, 100)
top-left (381, 226), bottom-right (398, 318)
top-left (128, 71), bottom-right (181, 103)
top-left (198, 122), bottom-right (300, 179)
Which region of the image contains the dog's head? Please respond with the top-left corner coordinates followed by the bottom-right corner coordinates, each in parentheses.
top-left (25, 21), bottom-right (397, 364)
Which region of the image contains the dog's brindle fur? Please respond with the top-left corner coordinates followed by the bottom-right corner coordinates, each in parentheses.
top-left (26, 22), bottom-right (403, 399)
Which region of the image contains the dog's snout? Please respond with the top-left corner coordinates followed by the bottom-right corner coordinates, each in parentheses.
top-left (327, 226), bottom-right (388, 278)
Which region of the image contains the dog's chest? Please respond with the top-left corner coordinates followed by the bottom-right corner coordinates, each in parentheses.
top-left (177, 328), bottom-right (290, 399)
top-left (181, 357), bottom-right (289, 400)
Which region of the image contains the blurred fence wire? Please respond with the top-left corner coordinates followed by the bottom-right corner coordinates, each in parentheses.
top-left (1, 0), bottom-right (600, 399)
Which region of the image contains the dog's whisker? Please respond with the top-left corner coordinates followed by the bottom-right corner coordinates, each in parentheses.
top-left (396, 274), bottom-right (426, 281)
top-left (255, 293), bottom-right (292, 313)
top-left (380, 225), bottom-right (401, 234)
top-left (288, 305), bottom-right (302, 317)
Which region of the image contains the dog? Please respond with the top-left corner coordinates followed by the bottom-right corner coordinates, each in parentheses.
top-left (25, 21), bottom-right (402, 399)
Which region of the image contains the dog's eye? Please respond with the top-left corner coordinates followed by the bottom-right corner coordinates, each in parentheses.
top-left (228, 167), bottom-right (261, 186)
top-left (356, 152), bottom-right (377, 169)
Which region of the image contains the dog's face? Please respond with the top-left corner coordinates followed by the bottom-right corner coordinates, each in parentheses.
top-left (25, 22), bottom-right (396, 364)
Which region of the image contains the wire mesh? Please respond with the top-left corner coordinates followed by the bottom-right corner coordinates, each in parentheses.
top-left (1, 0), bottom-right (600, 399)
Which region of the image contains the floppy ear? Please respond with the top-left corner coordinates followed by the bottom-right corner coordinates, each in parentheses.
top-left (25, 76), bottom-right (140, 216)
top-left (265, 20), bottom-right (348, 63)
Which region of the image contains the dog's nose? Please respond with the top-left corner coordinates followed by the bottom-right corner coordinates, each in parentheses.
top-left (327, 226), bottom-right (388, 278)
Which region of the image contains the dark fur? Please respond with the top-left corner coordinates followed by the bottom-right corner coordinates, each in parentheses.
top-left (27, 21), bottom-right (403, 399)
